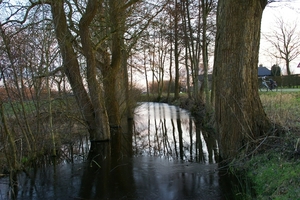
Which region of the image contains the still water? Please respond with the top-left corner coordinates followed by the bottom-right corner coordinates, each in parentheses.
top-left (0, 102), bottom-right (239, 200)
top-left (133, 102), bottom-right (218, 163)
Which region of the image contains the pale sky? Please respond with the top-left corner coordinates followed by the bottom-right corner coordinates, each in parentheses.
top-left (260, 1), bottom-right (300, 74)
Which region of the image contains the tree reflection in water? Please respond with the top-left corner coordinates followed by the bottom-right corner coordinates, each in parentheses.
top-left (0, 102), bottom-right (232, 200)
top-left (134, 102), bottom-right (219, 163)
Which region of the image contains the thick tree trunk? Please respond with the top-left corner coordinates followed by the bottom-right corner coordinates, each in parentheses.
top-left (213, 0), bottom-right (271, 160)
top-left (51, 0), bottom-right (110, 142)
top-left (102, 0), bottom-right (125, 129)
top-left (101, 0), bottom-right (128, 154)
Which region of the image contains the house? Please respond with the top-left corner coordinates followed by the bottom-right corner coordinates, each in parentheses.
top-left (258, 66), bottom-right (271, 77)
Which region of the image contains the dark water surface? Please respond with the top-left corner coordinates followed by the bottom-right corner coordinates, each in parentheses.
top-left (0, 103), bottom-right (239, 200)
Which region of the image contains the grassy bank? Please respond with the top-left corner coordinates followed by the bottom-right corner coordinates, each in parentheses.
top-left (233, 91), bottom-right (300, 199)
top-left (245, 152), bottom-right (300, 199)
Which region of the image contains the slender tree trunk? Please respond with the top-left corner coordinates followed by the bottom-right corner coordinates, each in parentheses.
top-left (167, 29), bottom-right (173, 101)
top-left (0, 25), bottom-right (36, 154)
top-left (184, 0), bottom-right (200, 99)
top-left (144, 47), bottom-right (150, 98)
top-left (0, 100), bottom-right (18, 171)
top-left (201, 0), bottom-right (210, 107)
top-left (46, 64), bottom-right (56, 156)
top-left (157, 29), bottom-right (166, 100)
top-left (122, 50), bottom-right (132, 120)
top-left (213, 0), bottom-right (271, 160)
top-left (181, 3), bottom-right (191, 99)
top-left (174, 0), bottom-right (180, 100)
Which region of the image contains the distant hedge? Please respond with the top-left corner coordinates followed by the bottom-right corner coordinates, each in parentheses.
top-left (259, 75), bottom-right (300, 88)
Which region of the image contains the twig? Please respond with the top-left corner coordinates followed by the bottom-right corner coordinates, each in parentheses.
top-left (246, 136), bottom-right (268, 157)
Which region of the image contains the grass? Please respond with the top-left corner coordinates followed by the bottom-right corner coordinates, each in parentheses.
top-left (260, 91), bottom-right (300, 130)
top-left (246, 153), bottom-right (300, 199)
top-left (233, 91), bottom-right (300, 199)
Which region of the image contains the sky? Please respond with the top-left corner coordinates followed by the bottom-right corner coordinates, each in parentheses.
top-left (260, 1), bottom-right (300, 75)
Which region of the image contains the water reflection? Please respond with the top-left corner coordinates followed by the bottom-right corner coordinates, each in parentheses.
top-left (0, 102), bottom-right (234, 200)
top-left (134, 102), bottom-right (218, 163)
top-left (1, 156), bottom-right (225, 199)
top-left (131, 157), bottom-right (222, 199)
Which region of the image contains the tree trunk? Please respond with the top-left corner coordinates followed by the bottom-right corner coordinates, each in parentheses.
top-left (167, 38), bottom-right (173, 101)
top-left (174, 0), bottom-right (180, 100)
top-left (213, 0), bottom-right (271, 160)
top-left (286, 61), bottom-right (291, 75)
top-left (0, 25), bottom-right (36, 154)
top-left (0, 100), bottom-right (18, 171)
top-left (79, 0), bottom-right (110, 141)
top-left (144, 47), bottom-right (150, 98)
top-left (184, 0), bottom-right (201, 100)
top-left (51, 0), bottom-right (110, 142)
top-left (201, 0), bottom-right (210, 107)
top-left (102, 0), bottom-right (126, 129)
top-left (181, 2), bottom-right (192, 99)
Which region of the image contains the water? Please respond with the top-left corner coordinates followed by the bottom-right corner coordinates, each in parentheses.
top-left (133, 102), bottom-right (219, 163)
top-left (0, 102), bottom-right (240, 200)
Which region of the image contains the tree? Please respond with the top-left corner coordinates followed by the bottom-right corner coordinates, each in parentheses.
top-left (50, 0), bottom-right (110, 146)
top-left (201, 0), bottom-right (217, 107)
top-left (0, 25), bottom-right (38, 155)
top-left (212, 0), bottom-right (272, 160)
top-left (181, 0), bottom-right (201, 100)
top-left (263, 17), bottom-right (300, 75)
top-left (173, 0), bottom-right (181, 100)
top-left (271, 64), bottom-right (282, 76)
top-left (1, 0), bottom-right (163, 155)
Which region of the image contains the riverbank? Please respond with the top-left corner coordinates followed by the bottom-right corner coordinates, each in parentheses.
top-left (148, 91), bottom-right (300, 199)
top-left (236, 91), bottom-right (300, 199)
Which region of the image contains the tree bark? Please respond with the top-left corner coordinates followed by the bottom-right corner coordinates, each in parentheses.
top-left (50, 0), bottom-right (110, 142)
top-left (102, 0), bottom-right (126, 129)
top-left (79, 0), bottom-right (110, 141)
top-left (213, 0), bottom-right (271, 160)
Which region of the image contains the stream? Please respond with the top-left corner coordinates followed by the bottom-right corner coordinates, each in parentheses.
top-left (0, 102), bottom-right (245, 200)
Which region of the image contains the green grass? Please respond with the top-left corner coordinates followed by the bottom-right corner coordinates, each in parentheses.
top-left (246, 153), bottom-right (300, 199)
top-left (2, 101), bottom-right (36, 115)
top-left (233, 91), bottom-right (300, 199)
top-left (2, 96), bottom-right (78, 117)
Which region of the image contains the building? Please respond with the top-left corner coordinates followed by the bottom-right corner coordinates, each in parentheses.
top-left (258, 66), bottom-right (271, 77)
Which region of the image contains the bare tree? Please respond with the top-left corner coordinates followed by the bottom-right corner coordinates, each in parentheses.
top-left (182, 0), bottom-right (201, 100)
top-left (263, 17), bottom-right (300, 75)
top-left (201, 0), bottom-right (217, 107)
top-left (1, 0), bottom-right (166, 156)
